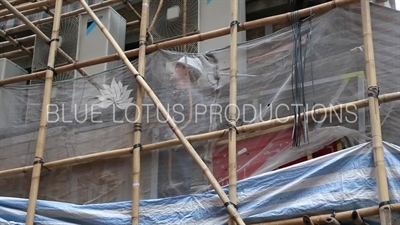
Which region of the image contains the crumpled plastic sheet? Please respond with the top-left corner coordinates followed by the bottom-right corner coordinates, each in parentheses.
top-left (1, 141), bottom-right (400, 225)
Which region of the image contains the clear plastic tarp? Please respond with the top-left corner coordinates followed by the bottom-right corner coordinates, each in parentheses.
top-left (0, 2), bottom-right (399, 213)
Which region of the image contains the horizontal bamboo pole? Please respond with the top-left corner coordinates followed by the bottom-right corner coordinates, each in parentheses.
top-left (0, 0), bottom-right (358, 86)
top-left (0, 46), bottom-right (33, 58)
top-left (0, 0), bottom-right (64, 17)
top-left (0, 0), bottom-right (76, 22)
top-left (0, 34), bottom-right (35, 48)
top-left (1, 91), bottom-right (399, 178)
top-left (4, 0), bottom-right (122, 35)
top-left (0, 29), bottom-right (32, 56)
top-left (253, 203), bottom-right (400, 225)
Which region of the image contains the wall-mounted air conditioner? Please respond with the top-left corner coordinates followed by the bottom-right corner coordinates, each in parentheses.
top-left (27, 6), bottom-right (126, 123)
top-left (0, 58), bottom-right (28, 130)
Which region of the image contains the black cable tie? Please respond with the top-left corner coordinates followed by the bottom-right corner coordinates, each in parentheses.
top-left (367, 86), bottom-right (379, 98)
top-left (224, 201), bottom-right (238, 210)
top-left (367, 85), bottom-right (380, 105)
top-left (47, 38), bottom-right (60, 45)
top-left (33, 156), bottom-right (51, 172)
top-left (132, 143), bottom-right (142, 152)
top-left (379, 201), bottom-right (390, 208)
top-left (230, 20), bottom-right (240, 28)
top-left (220, 121), bottom-right (239, 138)
top-left (46, 66), bottom-right (57, 76)
top-left (134, 123), bottom-right (142, 132)
top-left (134, 73), bottom-right (145, 80)
top-left (139, 40), bottom-right (146, 46)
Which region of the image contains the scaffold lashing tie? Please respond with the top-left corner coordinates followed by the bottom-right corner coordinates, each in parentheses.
top-left (47, 37), bottom-right (60, 45)
top-left (379, 200), bottom-right (390, 208)
top-left (224, 201), bottom-right (238, 210)
top-left (46, 66), bottom-right (57, 76)
top-left (134, 73), bottom-right (145, 80)
top-left (230, 20), bottom-right (240, 28)
top-left (134, 123), bottom-right (142, 132)
top-left (33, 156), bottom-right (51, 172)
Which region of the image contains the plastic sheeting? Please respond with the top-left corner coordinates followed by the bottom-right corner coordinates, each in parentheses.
top-left (1, 141), bottom-right (400, 225)
top-left (0, 2), bottom-right (400, 206)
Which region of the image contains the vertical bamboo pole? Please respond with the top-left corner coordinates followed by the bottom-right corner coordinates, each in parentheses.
top-left (228, 0), bottom-right (239, 224)
top-left (25, 0), bottom-right (63, 224)
top-left (131, 0), bottom-right (149, 224)
top-left (360, 1), bottom-right (392, 224)
top-left (182, 0), bottom-right (187, 52)
top-left (77, 1), bottom-right (245, 224)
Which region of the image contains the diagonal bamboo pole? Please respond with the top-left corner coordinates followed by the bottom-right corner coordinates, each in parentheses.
top-left (131, 0), bottom-right (149, 224)
top-left (77, 0), bottom-right (245, 223)
top-left (228, 0), bottom-right (239, 224)
top-left (4, 0), bottom-right (121, 35)
top-left (121, 0), bottom-right (141, 19)
top-left (0, 0), bottom-right (359, 86)
top-left (360, 0), bottom-right (391, 224)
top-left (1, 92), bottom-right (399, 180)
top-left (251, 203), bottom-right (400, 225)
top-left (0, 0), bottom-right (90, 78)
top-left (148, 0), bottom-right (163, 31)
top-left (24, 0), bottom-right (63, 224)
top-left (0, 29), bottom-right (32, 56)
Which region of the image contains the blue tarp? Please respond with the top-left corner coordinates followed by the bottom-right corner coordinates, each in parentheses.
top-left (1, 141), bottom-right (400, 224)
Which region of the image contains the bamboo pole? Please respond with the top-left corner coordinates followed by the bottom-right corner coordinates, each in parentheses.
top-left (121, 0), bottom-right (141, 19)
top-left (131, 0), bottom-right (149, 224)
top-left (0, 29), bottom-right (32, 57)
top-left (148, 0), bottom-right (163, 31)
top-left (0, 0), bottom-right (76, 22)
top-left (360, 1), bottom-right (391, 224)
top-left (0, 0), bottom-right (359, 86)
top-left (1, 91), bottom-right (399, 179)
top-left (0, 0), bottom-right (92, 80)
top-left (228, 0), bottom-right (239, 224)
top-left (0, 34), bottom-right (35, 48)
top-left (182, 0), bottom-right (187, 52)
top-left (4, 0), bottom-right (121, 35)
top-left (24, 0), bottom-right (63, 224)
top-left (0, 0), bottom-right (68, 17)
top-left (0, 46), bottom-right (33, 58)
top-left (252, 203), bottom-right (400, 225)
top-left (77, 0), bottom-right (245, 223)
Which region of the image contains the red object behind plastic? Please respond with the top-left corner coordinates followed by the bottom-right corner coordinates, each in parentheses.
top-left (212, 129), bottom-right (341, 186)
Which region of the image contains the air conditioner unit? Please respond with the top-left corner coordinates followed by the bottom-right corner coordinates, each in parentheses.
top-left (26, 7), bottom-right (126, 123)
top-left (148, 0), bottom-right (247, 87)
top-left (0, 58), bottom-right (28, 130)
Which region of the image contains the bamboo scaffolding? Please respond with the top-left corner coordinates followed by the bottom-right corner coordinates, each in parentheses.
top-left (73, 1), bottom-right (245, 224)
top-left (252, 203), bottom-right (400, 225)
top-left (1, 91), bottom-right (399, 179)
top-left (0, 0), bottom-right (93, 81)
top-left (0, 0), bottom-right (68, 17)
top-left (0, 0), bottom-right (76, 22)
top-left (228, 0), bottom-right (239, 224)
top-left (0, 34), bottom-right (35, 48)
top-left (0, 0), bottom-right (359, 86)
top-left (3, 0), bottom-right (121, 35)
top-left (0, 29), bottom-right (32, 57)
top-left (24, 0), bottom-right (63, 224)
top-left (131, 0), bottom-right (149, 224)
top-left (121, 0), bottom-right (141, 19)
top-left (0, 46), bottom-right (33, 58)
top-left (360, 0), bottom-right (391, 224)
